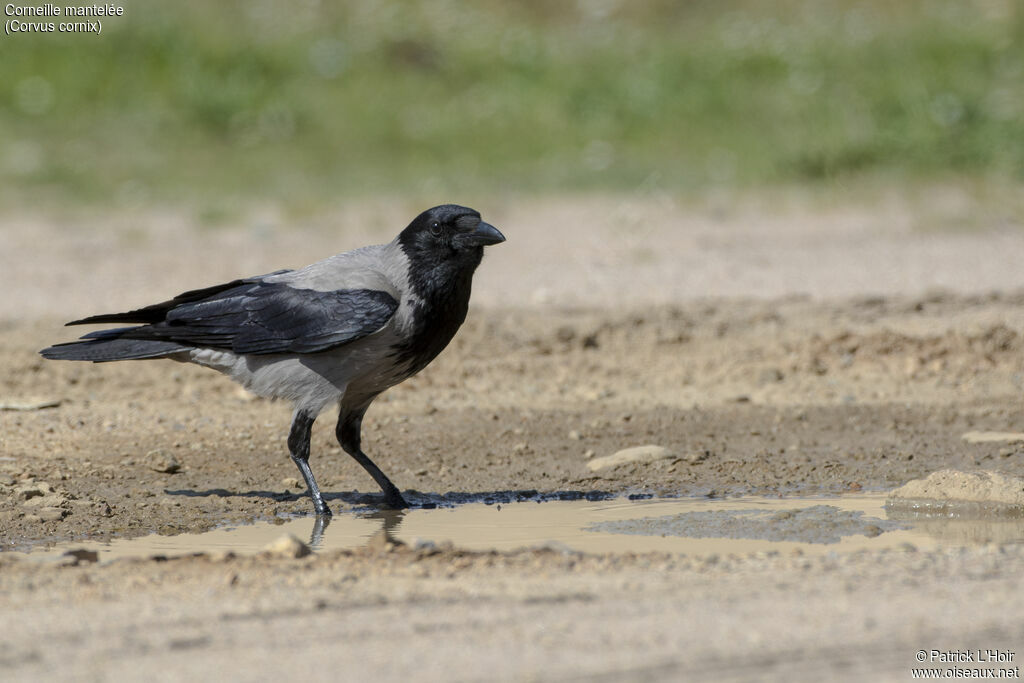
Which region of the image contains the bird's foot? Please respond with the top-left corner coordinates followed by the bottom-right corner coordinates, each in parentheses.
top-left (312, 497), bottom-right (334, 517)
top-left (382, 488), bottom-right (409, 509)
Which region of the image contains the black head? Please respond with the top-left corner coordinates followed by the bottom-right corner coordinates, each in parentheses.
top-left (390, 205), bottom-right (505, 369)
top-left (398, 204), bottom-right (504, 258)
top-left (397, 205), bottom-right (504, 291)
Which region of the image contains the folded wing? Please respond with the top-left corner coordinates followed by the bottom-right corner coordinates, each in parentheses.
top-left (42, 279), bottom-right (399, 361)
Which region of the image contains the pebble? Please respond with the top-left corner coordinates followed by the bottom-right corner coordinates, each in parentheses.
top-left (146, 449), bottom-right (181, 474)
top-left (23, 493), bottom-right (68, 508)
top-left (281, 477), bottom-right (302, 490)
top-left (587, 445), bottom-right (674, 471)
top-left (61, 549), bottom-right (99, 565)
top-left (962, 431), bottom-right (1024, 444)
top-left (14, 482), bottom-right (51, 500)
top-left (70, 499), bottom-right (112, 517)
top-left (888, 469), bottom-right (1024, 507)
top-left (262, 534), bottom-right (312, 559)
top-left (0, 398), bottom-right (62, 411)
top-left (38, 507), bottom-right (66, 521)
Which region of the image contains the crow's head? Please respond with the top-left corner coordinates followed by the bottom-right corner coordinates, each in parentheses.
top-left (398, 204), bottom-right (504, 264)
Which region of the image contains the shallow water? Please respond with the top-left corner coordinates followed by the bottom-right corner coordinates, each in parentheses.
top-left (10, 493), bottom-right (1024, 563)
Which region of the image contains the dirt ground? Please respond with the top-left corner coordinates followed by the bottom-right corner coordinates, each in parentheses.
top-left (2, 195), bottom-right (1024, 681)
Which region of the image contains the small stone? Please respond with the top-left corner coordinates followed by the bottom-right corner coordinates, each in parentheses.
top-left (568, 430), bottom-right (581, 441)
top-left (584, 450), bottom-right (596, 459)
top-left (0, 398), bottom-right (62, 411)
top-left (23, 493), bottom-right (68, 508)
top-left (14, 484), bottom-right (45, 500)
top-left (587, 445), bottom-right (674, 472)
top-left (37, 507), bottom-right (66, 522)
top-left (513, 442), bottom-right (529, 454)
top-left (888, 469), bottom-right (1024, 508)
top-left (262, 534), bottom-right (312, 559)
top-left (281, 477), bottom-right (302, 490)
top-left (962, 431), bottom-right (1024, 444)
top-left (77, 500), bottom-right (112, 517)
top-left (61, 549), bottom-right (99, 565)
top-left (146, 449), bottom-right (180, 474)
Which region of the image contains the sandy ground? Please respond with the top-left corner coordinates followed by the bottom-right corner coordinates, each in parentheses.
top-left (2, 195), bottom-right (1024, 681)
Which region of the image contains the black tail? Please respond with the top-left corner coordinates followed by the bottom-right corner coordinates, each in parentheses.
top-left (40, 331), bottom-right (187, 363)
top-left (43, 270), bottom-right (294, 362)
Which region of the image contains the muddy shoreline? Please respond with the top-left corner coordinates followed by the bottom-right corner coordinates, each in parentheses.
top-left (4, 293), bottom-right (1024, 551)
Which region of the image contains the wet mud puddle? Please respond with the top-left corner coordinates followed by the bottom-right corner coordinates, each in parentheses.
top-left (11, 494), bottom-right (1024, 563)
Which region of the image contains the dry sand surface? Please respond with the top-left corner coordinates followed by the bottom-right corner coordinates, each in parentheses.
top-left (2, 195), bottom-right (1024, 681)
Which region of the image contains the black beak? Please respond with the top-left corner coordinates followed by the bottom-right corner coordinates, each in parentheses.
top-left (466, 221), bottom-right (505, 246)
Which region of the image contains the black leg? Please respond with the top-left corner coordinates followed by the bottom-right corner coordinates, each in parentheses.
top-left (337, 406), bottom-right (408, 509)
top-left (288, 409), bottom-right (332, 517)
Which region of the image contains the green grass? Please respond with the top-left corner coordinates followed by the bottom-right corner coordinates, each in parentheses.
top-left (0, 0), bottom-right (1022, 211)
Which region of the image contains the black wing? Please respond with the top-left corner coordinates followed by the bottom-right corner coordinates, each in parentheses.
top-left (71, 281), bottom-right (399, 355)
top-left (67, 271), bottom-right (291, 326)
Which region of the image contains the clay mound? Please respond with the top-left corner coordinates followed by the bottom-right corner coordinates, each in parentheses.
top-left (887, 470), bottom-right (1024, 516)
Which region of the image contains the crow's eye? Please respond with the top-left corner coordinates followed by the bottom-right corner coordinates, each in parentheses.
top-left (429, 222), bottom-right (442, 237)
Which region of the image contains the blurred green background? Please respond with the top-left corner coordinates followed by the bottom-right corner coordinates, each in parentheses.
top-left (1, 0), bottom-right (1021, 214)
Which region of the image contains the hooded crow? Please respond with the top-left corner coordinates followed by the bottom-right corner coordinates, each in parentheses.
top-left (40, 204), bottom-right (505, 515)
